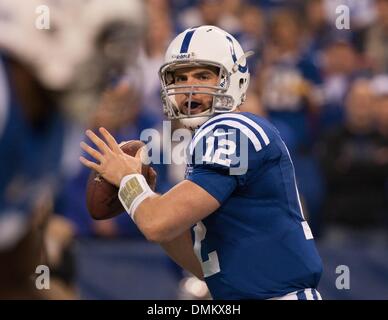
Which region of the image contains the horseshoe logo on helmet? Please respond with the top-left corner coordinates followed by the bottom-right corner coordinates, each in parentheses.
top-left (226, 36), bottom-right (248, 74)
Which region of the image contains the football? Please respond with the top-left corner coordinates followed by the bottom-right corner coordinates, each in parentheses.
top-left (86, 140), bottom-right (150, 220)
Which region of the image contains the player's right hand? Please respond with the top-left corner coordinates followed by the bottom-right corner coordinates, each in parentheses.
top-left (80, 128), bottom-right (142, 187)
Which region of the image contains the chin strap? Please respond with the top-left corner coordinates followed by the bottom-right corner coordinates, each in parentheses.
top-left (232, 51), bottom-right (255, 73)
top-left (179, 116), bottom-right (211, 130)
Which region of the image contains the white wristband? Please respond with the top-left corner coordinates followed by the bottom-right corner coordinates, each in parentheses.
top-left (118, 174), bottom-right (155, 221)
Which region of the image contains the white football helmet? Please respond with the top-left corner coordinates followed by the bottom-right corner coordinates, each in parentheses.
top-left (159, 26), bottom-right (253, 129)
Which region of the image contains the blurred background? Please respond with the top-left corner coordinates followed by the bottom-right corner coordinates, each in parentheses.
top-left (1, 0), bottom-right (388, 300)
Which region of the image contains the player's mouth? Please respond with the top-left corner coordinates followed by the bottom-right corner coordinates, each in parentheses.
top-left (181, 101), bottom-right (209, 115)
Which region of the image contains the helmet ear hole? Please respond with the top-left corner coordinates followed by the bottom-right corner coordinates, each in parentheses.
top-left (239, 78), bottom-right (245, 89)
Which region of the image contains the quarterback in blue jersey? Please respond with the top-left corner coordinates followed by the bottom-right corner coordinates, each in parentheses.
top-left (80, 26), bottom-right (323, 300)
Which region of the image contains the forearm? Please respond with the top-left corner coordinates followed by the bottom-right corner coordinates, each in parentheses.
top-left (130, 181), bottom-right (219, 243)
top-left (118, 176), bottom-right (219, 247)
top-left (160, 230), bottom-right (204, 280)
top-left (132, 193), bottom-right (196, 243)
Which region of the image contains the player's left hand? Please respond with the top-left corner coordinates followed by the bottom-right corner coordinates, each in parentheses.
top-left (79, 127), bottom-right (142, 187)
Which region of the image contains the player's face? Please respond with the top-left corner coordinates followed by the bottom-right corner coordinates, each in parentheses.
top-left (173, 66), bottom-right (219, 115)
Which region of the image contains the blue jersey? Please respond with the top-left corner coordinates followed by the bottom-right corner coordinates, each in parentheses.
top-left (185, 112), bottom-right (323, 300)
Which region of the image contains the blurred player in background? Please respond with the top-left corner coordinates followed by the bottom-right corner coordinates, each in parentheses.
top-left (81, 26), bottom-right (323, 300)
top-left (0, 0), bottom-right (145, 299)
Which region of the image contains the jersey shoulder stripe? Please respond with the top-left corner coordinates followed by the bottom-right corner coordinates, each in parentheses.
top-left (190, 119), bottom-right (262, 154)
top-left (190, 113), bottom-right (270, 154)
top-left (195, 113), bottom-right (270, 144)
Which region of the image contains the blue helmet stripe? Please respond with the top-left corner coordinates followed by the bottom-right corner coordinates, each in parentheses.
top-left (180, 28), bottom-right (197, 53)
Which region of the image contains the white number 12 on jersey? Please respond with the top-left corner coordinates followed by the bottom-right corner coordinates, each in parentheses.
top-left (193, 221), bottom-right (220, 278)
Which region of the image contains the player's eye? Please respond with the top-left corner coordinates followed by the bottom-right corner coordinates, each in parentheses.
top-left (175, 75), bottom-right (187, 83)
top-left (198, 73), bottom-right (211, 81)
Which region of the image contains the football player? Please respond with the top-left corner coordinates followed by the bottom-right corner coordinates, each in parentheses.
top-left (80, 26), bottom-right (323, 300)
top-left (0, 0), bottom-right (145, 298)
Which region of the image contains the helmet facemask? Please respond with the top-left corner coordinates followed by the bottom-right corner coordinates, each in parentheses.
top-left (159, 60), bottom-right (235, 125)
